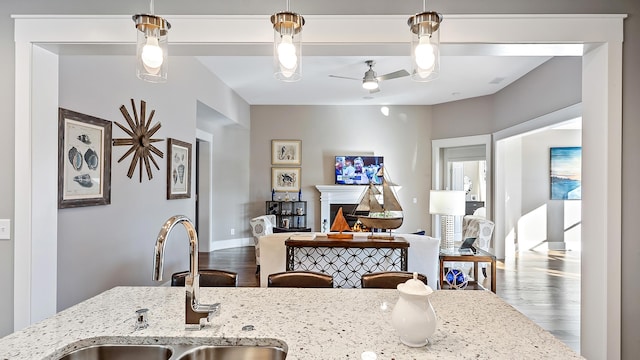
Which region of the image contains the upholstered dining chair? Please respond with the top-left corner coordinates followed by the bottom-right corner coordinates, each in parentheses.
top-left (250, 214), bottom-right (277, 274)
top-left (267, 271), bottom-right (334, 288)
top-left (361, 271), bottom-right (428, 289)
top-left (171, 269), bottom-right (238, 287)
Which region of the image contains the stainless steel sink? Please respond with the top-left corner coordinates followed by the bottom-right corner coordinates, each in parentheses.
top-left (55, 339), bottom-right (287, 360)
top-left (57, 344), bottom-right (173, 360)
top-left (175, 345), bottom-right (287, 360)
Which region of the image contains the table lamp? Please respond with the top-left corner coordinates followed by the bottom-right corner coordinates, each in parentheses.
top-left (429, 190), bottom-right (466, 252)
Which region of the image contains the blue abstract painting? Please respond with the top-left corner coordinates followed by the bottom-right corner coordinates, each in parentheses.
top-left (550, 147), bottom-right (582, 200)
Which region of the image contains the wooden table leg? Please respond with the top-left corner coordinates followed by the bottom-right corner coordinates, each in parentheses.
top-left (491, 259), bottom-right (496, 293)
top-left (439, 258), bottom-right (444, 290)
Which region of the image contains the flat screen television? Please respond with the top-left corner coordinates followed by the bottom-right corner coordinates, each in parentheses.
top-left (335, 156), bottom-right (384, 185)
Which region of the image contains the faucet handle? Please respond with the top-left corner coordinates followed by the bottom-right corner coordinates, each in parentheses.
top-left (194, 302), bottom-right (221, 323)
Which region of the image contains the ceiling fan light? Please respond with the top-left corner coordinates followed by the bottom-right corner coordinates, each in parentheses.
top-left (271, 11), bottom-right (305, 82)
top-left (408, 11), bottom-right (442, 82)
top-left (133, 14), bottom-right (170, 83)
top-left (362, 79), bottom-right (379, 90)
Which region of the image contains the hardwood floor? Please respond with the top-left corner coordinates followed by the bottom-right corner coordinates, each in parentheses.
top-left (200, 246), bottom-right (581, 353)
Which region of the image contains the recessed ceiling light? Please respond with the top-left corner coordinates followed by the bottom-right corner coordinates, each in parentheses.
top-left (451, 92), bottom-right (461, 96)
top-left (363, 96), bottom-right (374, 100)
top-left (489, 77), bottom-right (506, 84)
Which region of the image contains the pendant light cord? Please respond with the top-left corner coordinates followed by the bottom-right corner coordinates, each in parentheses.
top-left (150, 0), bottom-right (155, 14)
top-left (286, 0), bottom-right (290, 11)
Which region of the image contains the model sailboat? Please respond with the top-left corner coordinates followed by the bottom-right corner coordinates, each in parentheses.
top-left (326, 207), bottom-right (354, 239)
top-left (353, 174), bottom-right (403, 237)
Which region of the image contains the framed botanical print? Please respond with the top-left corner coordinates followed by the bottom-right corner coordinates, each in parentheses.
top-left (167, 138), bottom-right (192, 199)
top-left (272, 167), bottom-right (301, 192)
top-left (271, 139), bottom-right (301, 165)
top-left (58, 108), bottom-right (112, 209)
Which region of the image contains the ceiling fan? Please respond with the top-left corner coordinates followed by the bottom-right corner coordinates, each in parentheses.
top-left (329, 60), bottom-right (410, 93)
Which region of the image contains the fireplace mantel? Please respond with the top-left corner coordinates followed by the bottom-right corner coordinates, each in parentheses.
top-left (315, 185), bottom-right (366, 231)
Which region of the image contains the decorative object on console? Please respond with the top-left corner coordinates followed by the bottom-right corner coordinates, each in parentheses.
top-left (550, 146), bottom-right (582, 200)
top-left (271, 139), bottom-right (301, 165)
top-left (429, 190), bottom-right (465, 252)
top-left (407, 0), bottom-right (443, 82)
top-left (58, 108), bottom-right (112, 209)
top-left (167, 138), bottom-right (192, 200)
top-left (272, 167), bottom-right (301, 192)
top-left (112, 99), bottom-right (164, 182)
top-left (270, 1), bottom-right (305, 82)
top-left (132, 0), bottom-right (170, 83)
top-left (353, 171), bottom-right (403, 239)
top-left (326, 207), bottom-right (353, 239)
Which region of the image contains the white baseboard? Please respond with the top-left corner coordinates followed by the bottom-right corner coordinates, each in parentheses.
top-left (210, 237), bottom-right (254, 252)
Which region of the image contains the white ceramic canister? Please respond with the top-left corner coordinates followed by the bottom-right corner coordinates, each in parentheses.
top-left (390, 272), bottom-right (437, 347)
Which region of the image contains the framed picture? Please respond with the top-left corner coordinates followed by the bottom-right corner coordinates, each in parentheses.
top-left (272, 167), bottom-right (301, 192)
top-left (167, 138), bottom-right (192, 199)
top-left (58, 108), bottom-right (112, 209)
top-left (272, 139), bottom-right (301, 165)
top-left (550, 146), bottom-right (582, 200)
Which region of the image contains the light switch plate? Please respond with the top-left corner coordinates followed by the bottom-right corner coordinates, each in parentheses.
top-left (0, 219), bottom-right (10, 240)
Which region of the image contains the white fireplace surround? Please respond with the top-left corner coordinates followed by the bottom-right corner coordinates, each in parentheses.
top-left (316, 185), bottom-right (366, 231)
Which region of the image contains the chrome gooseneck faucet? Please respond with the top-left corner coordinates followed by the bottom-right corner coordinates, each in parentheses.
top-left (152, 215), bottom-right (220, 329)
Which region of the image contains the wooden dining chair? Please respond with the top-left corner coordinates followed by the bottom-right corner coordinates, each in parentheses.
top-left (361, 271), bottom-right (428, 289)
top-left (171, 269), bottom-right (238, 287)
top-left (267, 271), bottom-right (333, 288)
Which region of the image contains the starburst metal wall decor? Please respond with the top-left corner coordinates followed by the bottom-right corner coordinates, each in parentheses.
top-left (112, 99), bottom-right (164, 182)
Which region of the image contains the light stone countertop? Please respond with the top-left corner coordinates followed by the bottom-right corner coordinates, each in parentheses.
top-left (0, 286), bottom-right (583, 360)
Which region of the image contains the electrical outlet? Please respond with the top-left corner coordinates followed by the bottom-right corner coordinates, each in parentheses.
top-left (230, 228), bottom-right (235, 235)
top-left (412, 197), bottom-right (418, 204)
top-left (0, 219), bottom-right (10, 240)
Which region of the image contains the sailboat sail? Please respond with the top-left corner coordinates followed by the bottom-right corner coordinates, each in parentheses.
top-left (382, 181), bottom-right (402, 212)
top-left (355, 186), bottom-right (383, 213)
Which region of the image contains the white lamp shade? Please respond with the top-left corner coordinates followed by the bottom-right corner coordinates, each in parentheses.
top-left (429, 190), bottom-right (465, 215)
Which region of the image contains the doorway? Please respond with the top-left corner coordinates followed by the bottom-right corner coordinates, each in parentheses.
top-left (443, 145), bottom-right (488, 241)
top-left (196, 130), bottom-right (214, 253)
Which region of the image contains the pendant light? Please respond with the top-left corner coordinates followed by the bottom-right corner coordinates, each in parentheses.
top-left (408, 0), bottom-right (442, 82)
top-left (270, 0), bottom-right (305, 82)
top-left (133, 0), bottom-right (171, 83)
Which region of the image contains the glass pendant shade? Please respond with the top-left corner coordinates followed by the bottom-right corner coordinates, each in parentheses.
top-left (133, 14), bottom-right (171, 83)
top-left (271, 11), bottom-right (304, 82)
top-left (408, 11), bottom-right (442, 82)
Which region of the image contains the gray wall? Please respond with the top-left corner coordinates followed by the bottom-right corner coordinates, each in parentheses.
top-left (2, 1), bottom-right (640, 359)
top-left (493, 57), bottom-right (583, 132)
top-left (57, 56), bottom-right (250, 310)
top-left (249, 105), bottom-right (433, 234)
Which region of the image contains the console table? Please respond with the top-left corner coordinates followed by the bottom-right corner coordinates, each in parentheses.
top-left (285, 237), bottom-right (409, 288)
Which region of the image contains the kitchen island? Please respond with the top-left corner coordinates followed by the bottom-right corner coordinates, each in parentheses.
top-left (0, 286), bottom-right (582, 359)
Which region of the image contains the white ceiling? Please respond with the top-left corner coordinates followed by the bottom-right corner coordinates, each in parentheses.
top-left (197, 54), bottom-right (552, 106)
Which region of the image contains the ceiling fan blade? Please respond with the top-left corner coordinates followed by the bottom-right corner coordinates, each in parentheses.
top-left (377, 69), bottom-right (410, 81)
top-left (329, 75), bottom-right (362, 81)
